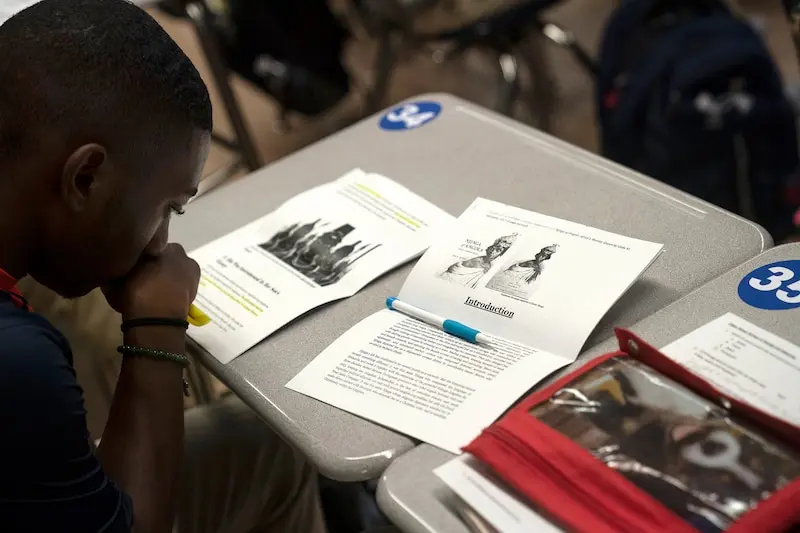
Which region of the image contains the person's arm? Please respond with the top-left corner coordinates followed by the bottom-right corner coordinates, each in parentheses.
top-left (96, 243), bottom-right (200, 533)
top-left (96, 327), bottom-right (186, 533)
top-left (0, 318), bottom-right (135, 530)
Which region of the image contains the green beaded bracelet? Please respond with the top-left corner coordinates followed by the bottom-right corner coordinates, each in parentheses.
top-left (117, 345), bottom-right (191, 397)
top-left (117, 345), bottom-right (190, 367)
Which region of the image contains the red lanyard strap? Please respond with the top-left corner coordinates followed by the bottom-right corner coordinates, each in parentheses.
top-left (0, 268), bottom-right (30, 311)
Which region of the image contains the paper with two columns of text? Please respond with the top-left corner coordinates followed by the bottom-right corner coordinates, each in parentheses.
top-left (287, 198), bottom-right (663, 453)
top-left (187, 169), bottom-right (454, 364)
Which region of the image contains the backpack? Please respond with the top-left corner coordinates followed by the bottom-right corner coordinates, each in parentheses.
top-left (210, 0), bottom-right (351, 117)
top-left (597, 0), bottom-right (800, 241)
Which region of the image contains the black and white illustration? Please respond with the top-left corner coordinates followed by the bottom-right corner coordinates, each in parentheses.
top-left (438, 233), bottom-right (518, 289)
top-left (259, 219), bottom-right (381, 287)
top-left (485, 243), bottom-right (559, 300)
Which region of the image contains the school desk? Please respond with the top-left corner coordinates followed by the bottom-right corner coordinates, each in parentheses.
top-left (170, 93), bottom-right (771, 482)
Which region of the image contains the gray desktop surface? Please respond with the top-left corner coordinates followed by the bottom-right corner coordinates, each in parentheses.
top-left (377, 243), bottom-right (799, 533)
top-left (170, 93), bottom-right (770, 482)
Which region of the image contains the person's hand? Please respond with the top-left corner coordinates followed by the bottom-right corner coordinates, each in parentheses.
top-left (103, 243), bottom-right (200, 320)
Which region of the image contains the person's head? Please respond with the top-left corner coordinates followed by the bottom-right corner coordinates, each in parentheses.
top-left (0, 0), bottom-right (212, 297)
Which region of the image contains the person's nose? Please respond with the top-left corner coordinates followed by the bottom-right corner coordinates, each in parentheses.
top-left (143, 220), bottom-right (170, 256)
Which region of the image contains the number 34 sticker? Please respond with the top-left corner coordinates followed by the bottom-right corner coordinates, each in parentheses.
top-left (738, 260), bottom-right (800, 310)
top-left (379, 101), bottom-right (442, 131)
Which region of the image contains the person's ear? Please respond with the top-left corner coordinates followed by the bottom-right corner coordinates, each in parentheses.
top-left (60, 144), bottom-right (109, 212)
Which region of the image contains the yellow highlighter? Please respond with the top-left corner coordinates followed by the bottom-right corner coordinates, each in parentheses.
top-left (187, 304), bottom-right (211, 327)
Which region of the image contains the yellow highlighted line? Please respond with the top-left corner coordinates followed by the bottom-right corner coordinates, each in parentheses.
top-left (355, 182), bottom-right (381, 199)
top-left (395, 212), bottom-right (421, 228)
top-left (200, 275), bottom-right (263, 316)
top-left (355, 183), bottom-right (421, 228)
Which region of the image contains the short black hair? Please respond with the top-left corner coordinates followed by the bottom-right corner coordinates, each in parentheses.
top-left (0, 0), bottom-right (212, 163)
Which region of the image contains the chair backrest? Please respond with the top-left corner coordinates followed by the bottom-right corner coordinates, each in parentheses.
top-left (217, 0), bottom-right (352, 117)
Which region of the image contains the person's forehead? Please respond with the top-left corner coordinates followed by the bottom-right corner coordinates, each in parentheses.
top-left (143, 131), bottom-right (207, 193)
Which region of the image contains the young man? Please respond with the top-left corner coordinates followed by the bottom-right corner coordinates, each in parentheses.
top-left (0, 1), bottom-right (326, 532)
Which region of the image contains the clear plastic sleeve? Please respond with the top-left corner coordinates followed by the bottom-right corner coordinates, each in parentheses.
top-left (529, 357), bottom-right (800, 532)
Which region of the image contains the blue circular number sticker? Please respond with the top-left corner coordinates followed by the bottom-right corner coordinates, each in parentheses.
top-left (738, 260), bottom-right (800, 310)
top-left (379, 101), bottom-right (442, 131)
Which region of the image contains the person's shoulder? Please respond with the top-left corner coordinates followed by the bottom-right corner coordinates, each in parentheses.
top-left (0, 303), bottom-right (132, 532)
top-left (0, 300), bottom-right (74, 385)
top-left (0, 297), bottom-right (69, 343)
top-left (0, 298), bottom-right (85, 448)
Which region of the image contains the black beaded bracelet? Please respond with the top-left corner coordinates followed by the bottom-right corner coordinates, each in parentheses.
top-left (121, 317), bottom-right (189, 333)
top-left (117, 345), bottom-right (191, 397)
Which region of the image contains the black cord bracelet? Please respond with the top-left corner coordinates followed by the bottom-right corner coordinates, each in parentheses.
top-left (121, 317), bottom-right (189, 333)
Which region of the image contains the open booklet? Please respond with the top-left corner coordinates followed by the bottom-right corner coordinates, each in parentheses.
top-left (287, 198), bottom-right (664, 453)
top-left (187, 168), bottom-right (454, 364)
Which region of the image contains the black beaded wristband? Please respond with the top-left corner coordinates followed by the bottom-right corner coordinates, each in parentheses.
top-left (117, 345), bottom-right (191, 397)
top-left (121, 317), bottom-right (189, 333)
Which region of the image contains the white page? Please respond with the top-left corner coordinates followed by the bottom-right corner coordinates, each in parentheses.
top-left (188, 169), bottom-right (453, 363)
top-left (399, 198), bottom-right (663, 358)
top-left (288, 198), bottom-right (662, 451)
top-left (661, 313), bottom-right (800, 426)
top-left (435, 455), bottom-right (564, 533)
top-left (286, 309), bottom-right (571, 453)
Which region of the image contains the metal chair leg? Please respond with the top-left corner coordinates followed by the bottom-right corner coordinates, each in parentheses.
top-left (538, 21), bottom-right (597, 77)
top-left (516, 31), bottom-right (557, 133)
top-left (185, 1), bottom-right (262, 172)
top-left (365, 32), bottom-right (398, 114)
top-left (494, 52), bottom-right (520, 117)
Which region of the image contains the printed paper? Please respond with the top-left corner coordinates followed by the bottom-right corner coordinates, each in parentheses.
top-left (188, 169), bottom-right (454, 363)
top-left (287, 198), bottom-right (663, 453)
top-left (661, 313), bottom-right (800, 426)
top-left (435, 455), bottom-right (564, 533)
top-left (287, 310), bottom-right (568, 453)
top-left (400, 198), bottom-right (664, 355)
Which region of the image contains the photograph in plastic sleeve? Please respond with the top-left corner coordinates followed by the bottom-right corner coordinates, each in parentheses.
top-left (528, 358), bottom-right (800, 533)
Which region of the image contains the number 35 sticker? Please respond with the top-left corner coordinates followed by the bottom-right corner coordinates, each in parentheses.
top-left (379, 101), bottom-right (442, 131)
top-left (738, 260), bottom-right (800, 310)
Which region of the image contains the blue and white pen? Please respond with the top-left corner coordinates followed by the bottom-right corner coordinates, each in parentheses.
top-left (386, 296), bottom-right (490, 345)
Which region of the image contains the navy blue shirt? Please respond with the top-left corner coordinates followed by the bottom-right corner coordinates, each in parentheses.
top-left (0, 294), bottom-right (133, 532)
